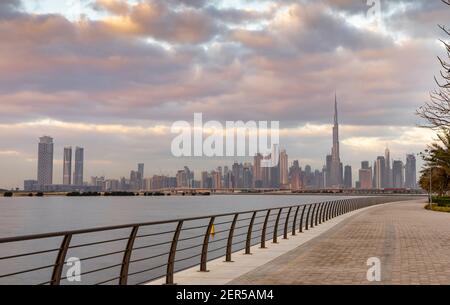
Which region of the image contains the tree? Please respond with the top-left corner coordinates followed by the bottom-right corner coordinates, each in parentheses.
top-left (416, 1), bottom-right (450, 129)
top-left (420, 130), bottom-right (450, 195)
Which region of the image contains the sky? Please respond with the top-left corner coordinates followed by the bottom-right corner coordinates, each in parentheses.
top-left (0, 0), bottom-right (447, 189)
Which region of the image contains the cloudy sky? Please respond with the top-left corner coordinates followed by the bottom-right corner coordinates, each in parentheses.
top-left (0, 0), bottom-right (447, 189)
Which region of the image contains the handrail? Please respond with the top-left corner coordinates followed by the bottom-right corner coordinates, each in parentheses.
top-left (0, 196), bottom-right (418, 285)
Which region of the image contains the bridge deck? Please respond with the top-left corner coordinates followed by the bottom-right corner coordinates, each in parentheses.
top-left (229, 199), bottom-right (450, 285)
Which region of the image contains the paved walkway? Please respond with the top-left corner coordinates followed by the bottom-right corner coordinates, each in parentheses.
top-left (229, 199), bottom-right (450, 285)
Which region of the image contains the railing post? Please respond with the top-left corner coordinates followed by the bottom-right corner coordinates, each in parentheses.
top-left (299, 205), bottom-right (307, 233)
top-left (119, 225), bottom-right (139, 285)
top-left (310, 204), bottom-right (317, 228)
top-left (50, 234), bottom-right (72, 285)
top-left (225, 214), bottom-right (239, 262)
top-left (330, 201), bottom-right (337, 218)
top-left (292, 206), bottom-right (300, 236)
top-left (322, 202), bottom-right (328, 222)
top-left (272, 208), bottom-right (283, 243)
top-left (283, 207), bottom-right (292, 240)
top-left (315, 203), bottom-right (321, 226)
top-left (166, 221), bottom-right (183, 285)
top-left (200, 217), bottom-right (215, 272)
top-left (305, 204), bottom-right (312, 231)
top-left (334, 201), bottom-right (340, 217)
top-left (326, 201), bottom-right (332, 220)
top-left (245, 212), bottom-right (257, 255)
top-left (260, 210), bottom-right (271, 249)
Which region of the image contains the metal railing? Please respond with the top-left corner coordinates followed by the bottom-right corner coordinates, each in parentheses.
top-left (0, 196), bottom-right (415, 285)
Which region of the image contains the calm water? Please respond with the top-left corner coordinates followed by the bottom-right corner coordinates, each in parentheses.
top-left (0, 195), bottom-right (351, 238)
top-left (0, 194), bottom-right (353, 285)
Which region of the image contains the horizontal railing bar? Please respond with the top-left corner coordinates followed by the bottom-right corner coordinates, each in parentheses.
top-left (0, 248), bottom-right (60, 260)
top-left (61, 263), bottom-right (123, 280)
top-left (174, 253), bottom-right (201, 263)
top-left (132, 240), bottom-right (172, 251)
top-left (208, 244), bottom-right (228, 253)
top-left (208, 236), bottom-right (229, 244)
top-left (69, 236), bottom-right (129, 249)
top-left (136, 230), bottom-right (176, 239)
top-left (129, 252), bottom-right (168, 264)
top-left (95, 276), bottom-right (121, 285)
top-left (180, 224), bottom-right (210, 231)
top-left (177, 234), bottom-right (205, 242)
top-left (0, 264), bottom-right (55, 278)
top-left (127, 263), bottom-right (167, 277)
top-left (0, 203), bottom-right (318, 244)
top-left (175, 243), bottom-right (203, 252)
top-left (74, 249), bottom-right (126, 262)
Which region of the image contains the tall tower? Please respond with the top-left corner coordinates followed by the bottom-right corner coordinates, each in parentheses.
top-left (385, 146), bottom-right (392, 188)
top-left (279, 149), bottom-right (289, 188)
top-left (73, 147), bottom-right (84, 186)
top-left (63, 146), bottom-right (72, 185)
top-left (37, 136), bottom-right (54, 186)
top-left (330, 95), bottom-right (342, 187)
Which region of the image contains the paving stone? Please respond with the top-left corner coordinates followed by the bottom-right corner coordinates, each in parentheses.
top-left (229, 200), bottom-right (450, 285)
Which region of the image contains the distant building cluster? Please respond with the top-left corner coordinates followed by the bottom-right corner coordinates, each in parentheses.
top-left (23, 137), bottom-right (92, 192)
top-left (23, 98), bottom-right (418, 192)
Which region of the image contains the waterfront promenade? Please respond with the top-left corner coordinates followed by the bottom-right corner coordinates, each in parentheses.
top-left (150, 199), bottom-right (450, 285)
top-left (230, 199), bottom-right (450, 285)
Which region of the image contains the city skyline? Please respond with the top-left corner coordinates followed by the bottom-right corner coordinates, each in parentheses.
top-left (22, 100), bottom-right (419, 192)
top-left (0, 0), bottom-right (443, 189)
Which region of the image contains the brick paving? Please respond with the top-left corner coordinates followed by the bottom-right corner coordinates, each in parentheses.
top-left (229, 200), bottom-right (450, 285)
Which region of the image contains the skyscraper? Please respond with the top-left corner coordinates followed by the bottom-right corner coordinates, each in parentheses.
top-left (37, 136), bottom-right (54, 186)
top-left (138, 163), bottom-right (145, 190)
top-left (330, 96), bottom-right (342, 187)
top-left (325, 154), bottom-right (332, 187)
top-left (279, 149), bottom-right (289, 188)
top-left (405, 154), bottom-right (417, 189)
top-left (63, 146), bottom-right (72, 185)
top-left (344, 165), bottom-right (352, 189)
top-left (73, 147), bottom-right (84, 186)
top-left (253, 153), bottom-right (262, 188)
top-left (375, 156), bottom-right (386, 189)
top-left (392, 160), bottom-right (404, 188)
top-left (359, 168), bottom-right (372, 189)
top-left (385, 147), bottom-right (392, 188)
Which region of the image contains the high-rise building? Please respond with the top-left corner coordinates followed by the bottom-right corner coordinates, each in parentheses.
top-left (37, 136), bottom-right (54, 186)
top-left (392, 160), bottom-right (404, 188)
top-left (375, 156), bottom-right (386, 189)
top-left (138, 163), bottom-right (144, 179)
top-left (405, 154), bottom-right (417, 189)
top-left (279, 149), bottom-right (289, 188)
top-left (253, 154), bottom-right (263, 188)
top-left (329, 96), bottom-right (342, 187)
top-left (359, 168), bottom-right (372, 189)
top-left (73, 147), bottom-right (84, 186)
top-left (290, 161), bottom-right (302, 190)
top-left (63, 146), bottom-right (72, 185)
top-left (212, 171), bottom-right (222, 189)
top-left (325, 154), bottom-right (332, 187)
top-left (361, 161), bottom-right (370, 170)
top-left (138, 163), bottom-right (144, 189)
top-left (385, 147), bottom-right (392, 188)
top-left (344, 165), bottom-right (352, 188)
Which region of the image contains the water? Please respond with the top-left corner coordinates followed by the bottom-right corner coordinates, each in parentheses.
top-left (0, 195), bottom-right (350, 238)
top-left (0, 194), bottom-right (352, 285)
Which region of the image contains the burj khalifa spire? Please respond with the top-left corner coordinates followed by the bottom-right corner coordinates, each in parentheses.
top-left (330, 94), bottom-right (342, 187)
